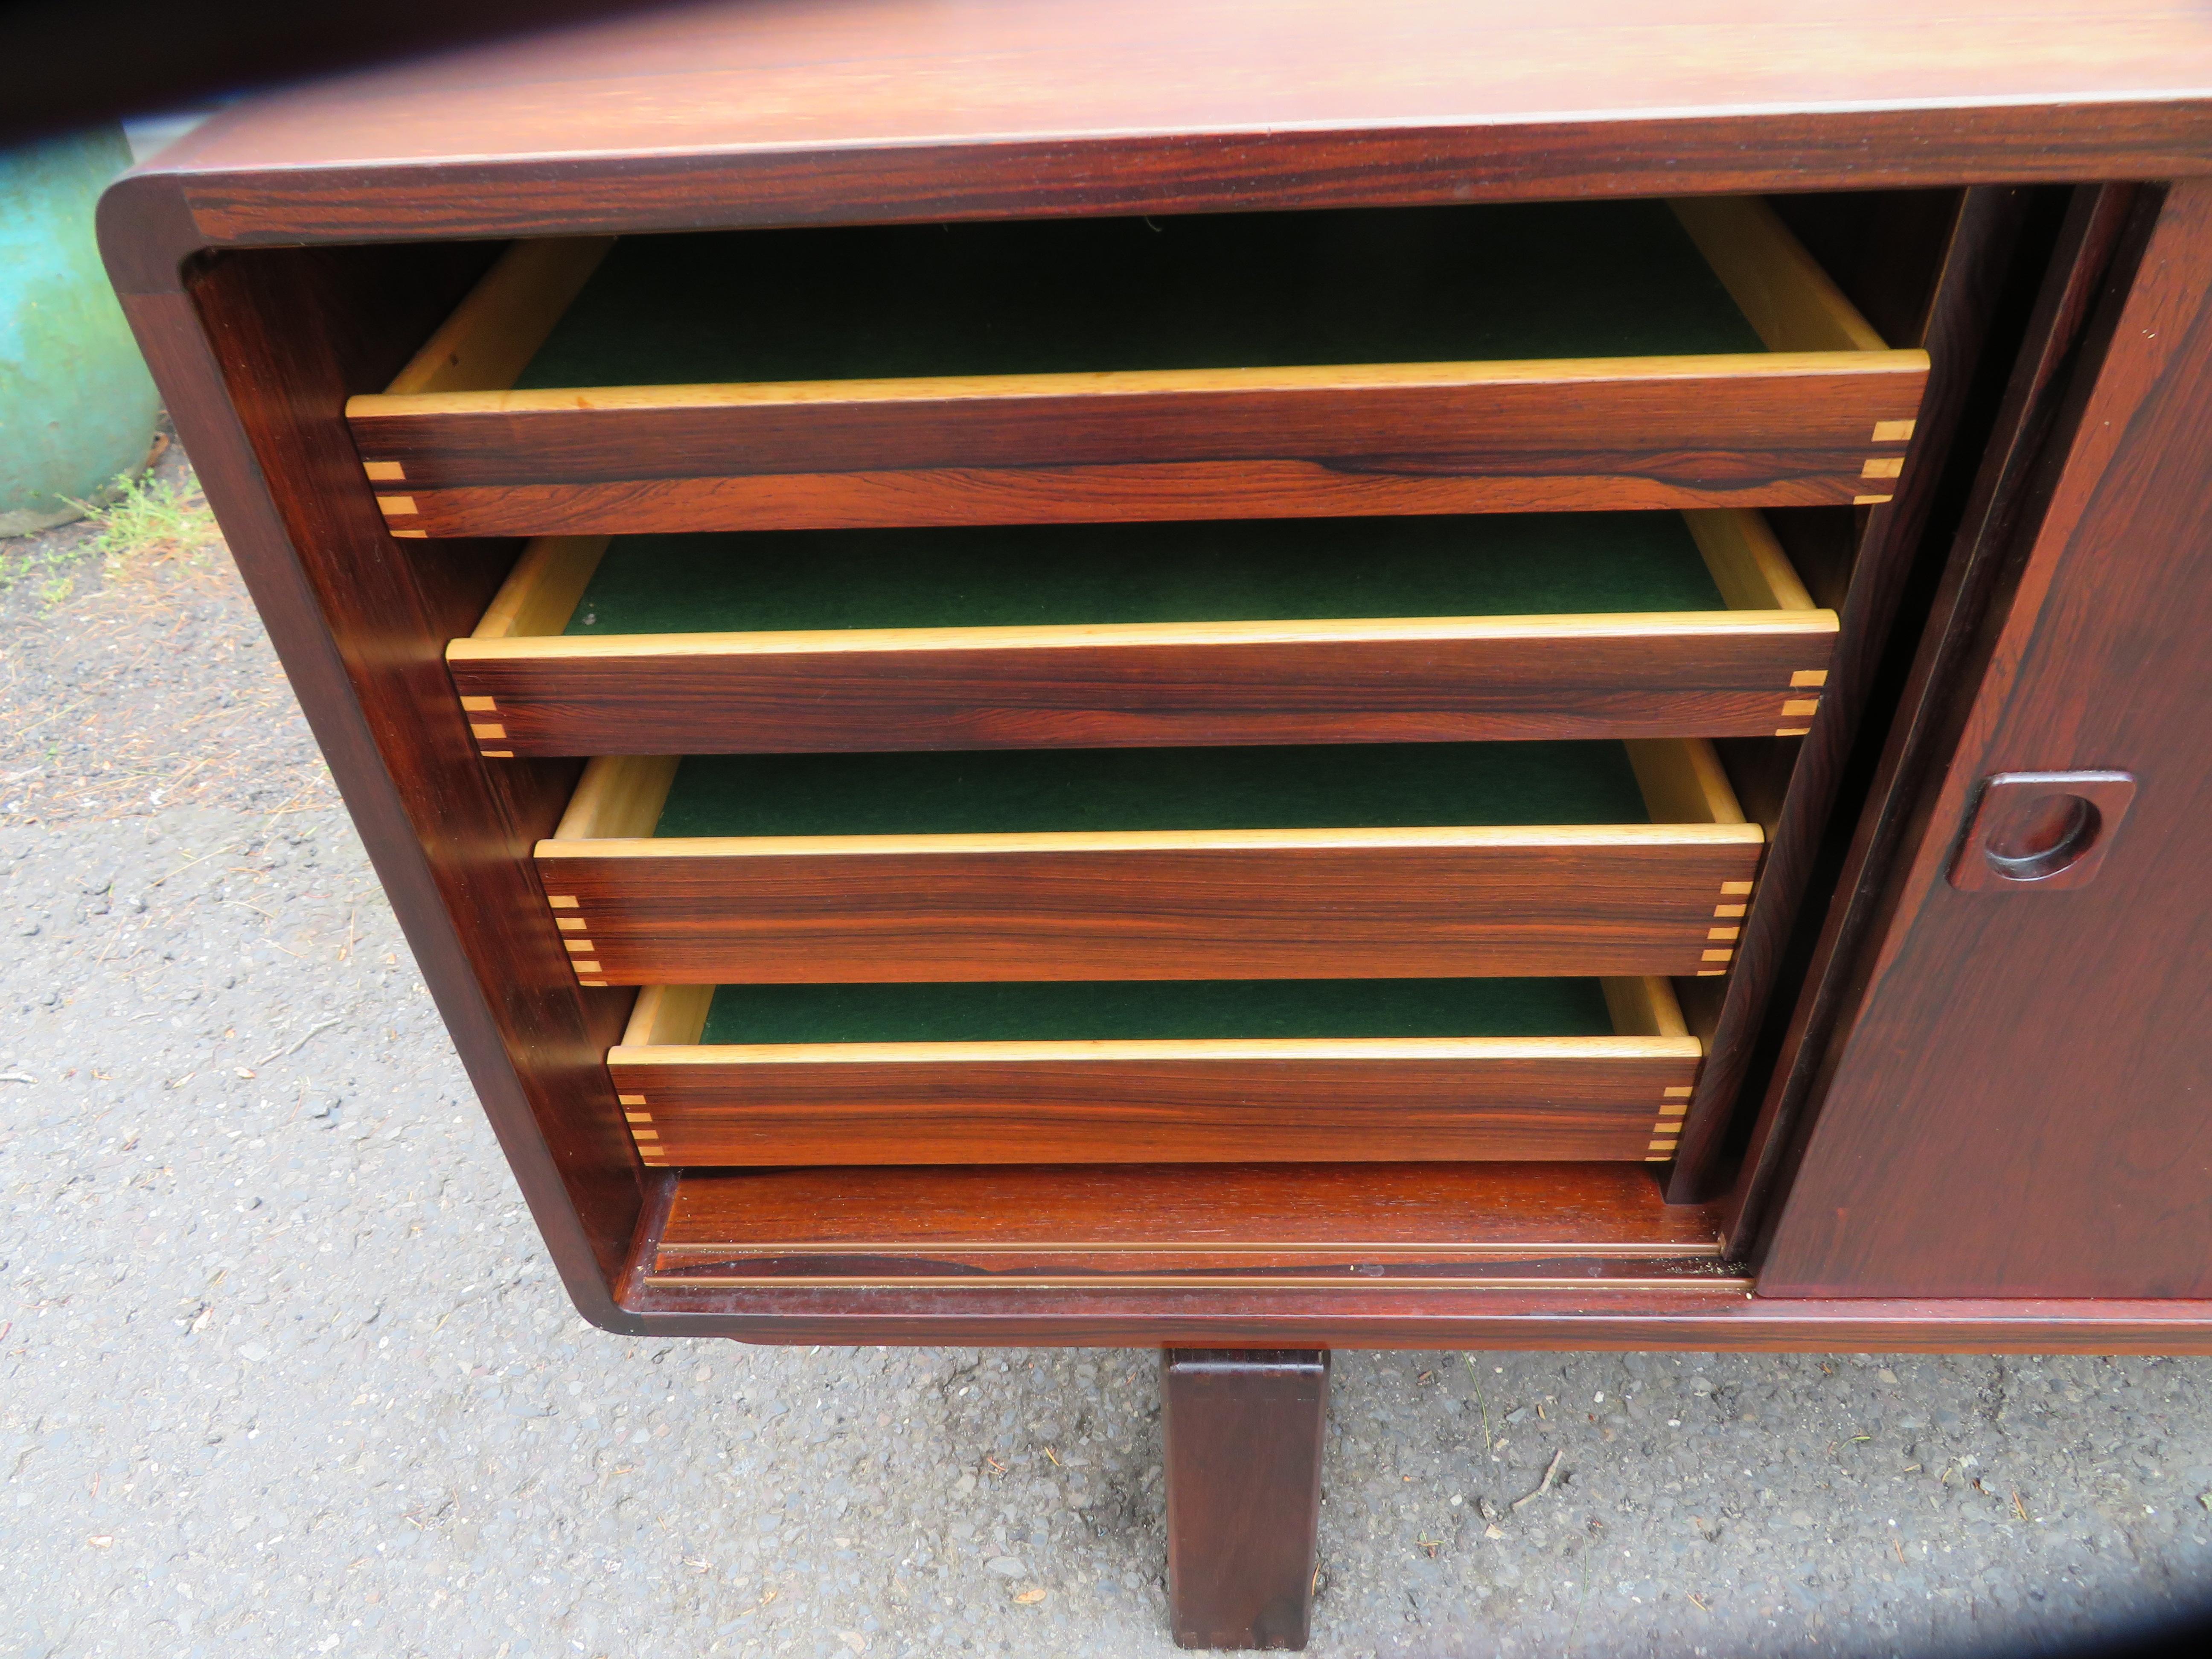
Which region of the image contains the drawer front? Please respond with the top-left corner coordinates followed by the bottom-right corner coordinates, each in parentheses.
top-left (454, 616), bottom-right (1837, 755)
top-left (354, 198), bottom-right (1927, 539)
top-left (357, 358), bottom-right (1925, 538)
top-left (449, 509), bottom-right (1835, 754)
top-left (538, 834), bottom-right (1761, 984)
top-left (609, 1045), bottom-right (1699, 1167)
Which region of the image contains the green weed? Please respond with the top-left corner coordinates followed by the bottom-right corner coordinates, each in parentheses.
top-left (76, 468), bottom-right (222, 570)
top-left (0, 467), bottom-right (221, 605)
top-left (0, 536), bottom-right (78, 601)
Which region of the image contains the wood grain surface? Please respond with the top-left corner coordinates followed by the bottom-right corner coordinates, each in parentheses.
top-left (1164, 1350), bottom-right (1329, 1651)
top-left (353, 357), bottom-right (1925, 538)
top-left (368, 460), bottom-right (1913, 540)
top-left (449, 613), bottom-right (1838, 754)
top-left (448, 507), bottom-right (1832, 754)
top-left (105, 0), bottom-right (2212, 282)
top-left (651, 1161), bottom-right (1726, 1280)
top-left (96, 0), bottom-right (2212, 1349)
top-left (538, 832), bottom-right (1762, 984)
top-left (607, 1042), bottom-right (1699, 1167)
top-left (1665, 187), bottom-right (2042, 1200)
top-left (1758, 181), bottom-right (2212, 1298)
top-left (108, 244), bottom-right (652, 1330)
top-left (1721, 187), bottom-right (2144, 1244)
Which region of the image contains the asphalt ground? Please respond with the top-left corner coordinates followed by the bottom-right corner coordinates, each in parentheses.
top-left (5, 459), bottom-right (2212, 1658)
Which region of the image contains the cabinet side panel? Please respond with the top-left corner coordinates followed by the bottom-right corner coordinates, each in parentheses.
top-left (117, 240), bottom-right (645, 1324)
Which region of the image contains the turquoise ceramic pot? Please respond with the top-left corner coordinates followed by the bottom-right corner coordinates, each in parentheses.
top-left (1, 126), bottom-right (161, 535)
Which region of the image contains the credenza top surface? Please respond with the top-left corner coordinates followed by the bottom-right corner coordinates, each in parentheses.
top-left (149, 0), bottom-right (2212, 166)
top-left (102, 0), bottom-right (2212, 282)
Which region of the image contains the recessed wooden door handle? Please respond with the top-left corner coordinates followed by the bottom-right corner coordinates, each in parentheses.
top-left (1949, 771), bottom-right (2137, 892)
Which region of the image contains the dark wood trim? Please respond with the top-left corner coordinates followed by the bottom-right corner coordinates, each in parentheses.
top-left (613, 1279), bottom-right (2212, 1353)
top-left (646, 1262), bottom-right (1746, 1290)
top-left (1666, 186), bottom-right (2041, 1202)
top-left (1164, 1350), bottom-right (1330, 1652)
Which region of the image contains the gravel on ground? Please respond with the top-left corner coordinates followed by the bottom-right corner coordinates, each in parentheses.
top-left (5, 457), bottom-right (2212, 1658)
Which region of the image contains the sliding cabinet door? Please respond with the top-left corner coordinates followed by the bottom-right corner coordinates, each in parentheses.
top-left (1760, 181), bottom-right (2212, 1298)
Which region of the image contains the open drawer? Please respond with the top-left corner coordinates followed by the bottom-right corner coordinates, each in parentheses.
top-left (536, 737), bottom-right (1761, 984)
top-left (352, 198), bottom-right (1926, 538)
top-left (451, 509), bottom-right (1834, 755)
top-left (611, 975), bottom-right (1699, 1167)
top-left (639, 1163), bottom-right (1737, 1290)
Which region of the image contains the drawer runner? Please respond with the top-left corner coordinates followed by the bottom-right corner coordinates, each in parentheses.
top-left (644, 1162), bottom-right (1735, 1288)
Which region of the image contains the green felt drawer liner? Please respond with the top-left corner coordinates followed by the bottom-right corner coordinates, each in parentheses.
top-left (515, 200), bottom-right (1766, 390)
top-left (697, 977), bottom-right (1616, 1045)
top-left (652, 741), bottom-right (1652, 839)
top-left (565, 512), bottom-right (1728, 635)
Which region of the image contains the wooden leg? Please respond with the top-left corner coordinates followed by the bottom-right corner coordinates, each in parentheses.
top-left (1162, 1348), bottom-right (1331, 1651)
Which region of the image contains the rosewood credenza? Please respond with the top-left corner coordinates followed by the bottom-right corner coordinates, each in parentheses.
top-left (101, 4), bottom-right (2212, 1644)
